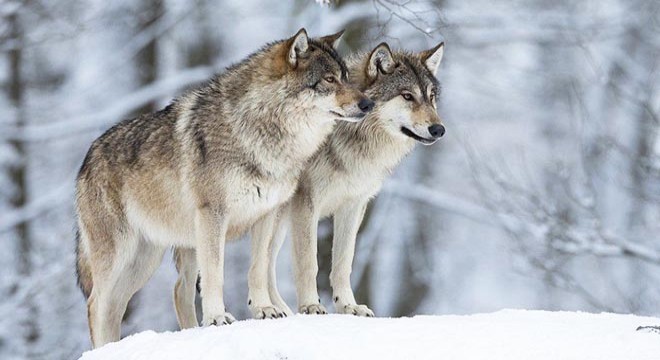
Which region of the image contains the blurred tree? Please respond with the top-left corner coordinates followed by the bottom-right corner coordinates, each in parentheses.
top-left (184, 1), bottom-right (221, 68)
top-left (134, 0), bottom-right (164, 115)
top-left (5, 5), bottom-right (40, 354)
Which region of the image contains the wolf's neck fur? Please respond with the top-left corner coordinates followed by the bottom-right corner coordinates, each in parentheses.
top-left (325, 113), bottom-right (415, 176)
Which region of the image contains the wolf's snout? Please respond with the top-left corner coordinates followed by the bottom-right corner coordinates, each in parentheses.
top-left (428, 124), bottom-right (445, 138)
top-left (358, 98), bottom-right (375, 113)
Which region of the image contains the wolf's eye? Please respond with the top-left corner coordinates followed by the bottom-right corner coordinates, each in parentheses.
top-left (401, 93), bottom-right (414, 101)
top-left (324, 76), bottom-right (336, 83)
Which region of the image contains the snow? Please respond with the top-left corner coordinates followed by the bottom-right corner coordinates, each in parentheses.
top-left (80, 310), bottom-right (660, 360)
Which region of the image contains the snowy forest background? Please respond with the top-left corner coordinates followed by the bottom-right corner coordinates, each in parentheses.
top-left (1, 0), bottom-right (659, 358)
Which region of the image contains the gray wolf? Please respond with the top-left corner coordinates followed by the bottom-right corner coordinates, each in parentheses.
top-left (282, 42), bottom-right (445, 316)
top-left (75, 28), bottom-right (373, 347)
top-left (172, 41), bottom-right (445, 324)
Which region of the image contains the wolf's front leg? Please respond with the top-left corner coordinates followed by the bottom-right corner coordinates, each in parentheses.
top-left (331, 200), bottom-right (374, 317)
top-left (196, 206), bottom-right (235, 326)
top-left (267, 207), bottom-right (294, 316)
top-left (248, 210), bottom-right (286, 319)
top-left (291, 197), bottom-right (326, 314)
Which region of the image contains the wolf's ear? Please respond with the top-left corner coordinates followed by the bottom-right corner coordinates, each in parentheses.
top-left (420, 42), bottom-right (444, 76)
top-left (367, 42), bottom-right (395, 79)
top-left (288, 28), bottom-right (309, 67)
top-left (320, 29), bottom-right (345, 50)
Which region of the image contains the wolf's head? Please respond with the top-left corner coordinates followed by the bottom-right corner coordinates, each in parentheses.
top-left (357, 42), bottom-right (445, 145)
top-left (279, 28), bottom-right (374, 123)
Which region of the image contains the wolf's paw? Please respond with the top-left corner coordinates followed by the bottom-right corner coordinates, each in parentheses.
top-left (202, 312), bottom-right (236, 326)
top-left (299, 304), bottom-right (327, 315)
top-left (272, 298), bottom-right (294, 317)
top-left (251, 305), bottom-right (285, 319)
top-left (338, 304), bottom-right (374, 317)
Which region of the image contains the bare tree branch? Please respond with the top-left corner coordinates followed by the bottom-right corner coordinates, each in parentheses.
top-left (1, 66), bottom-right (216, 142)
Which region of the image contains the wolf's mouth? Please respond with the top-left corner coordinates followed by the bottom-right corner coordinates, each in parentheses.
top-left (330, 110), bottom-right (366, 122)
top-left (401, 127), bottom-right (436, 145)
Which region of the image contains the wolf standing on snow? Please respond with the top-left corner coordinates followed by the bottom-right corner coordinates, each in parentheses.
top-left (75, 28), bottom-right (373, 347)
top-left (276, 42), bottom-right (446, 317)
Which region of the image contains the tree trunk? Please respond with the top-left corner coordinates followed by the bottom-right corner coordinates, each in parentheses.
top-left (134, 0), bottom-right (164, 115)
top-left (7, 9), bottom-right (39, 349)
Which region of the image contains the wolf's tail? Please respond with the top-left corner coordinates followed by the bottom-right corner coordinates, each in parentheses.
top-left (75, 229), bottom-right (93, 299)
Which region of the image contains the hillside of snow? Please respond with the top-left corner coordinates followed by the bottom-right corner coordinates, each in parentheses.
top-left (80, 310), bottom-right (660, 360)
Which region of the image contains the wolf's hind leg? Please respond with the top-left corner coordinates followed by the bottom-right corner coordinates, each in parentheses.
top-left (173, 247), bottom-right (199, 329)
top-left (330, 200), bottom-right (374, 317)
top-left (87, 229), bottom-right (165, 347)
top-left (248, 210), bottom-right (286, 319)
top-left (268, 213), bottom-right (294, 316)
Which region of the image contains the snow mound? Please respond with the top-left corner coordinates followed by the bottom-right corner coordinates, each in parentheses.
top-left (80, 310), bottom-right (660, 360)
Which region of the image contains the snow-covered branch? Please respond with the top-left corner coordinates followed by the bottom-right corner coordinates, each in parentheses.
top-left (381, 180), bottom-right (495, 226)
top-left (1, 66), bottom-right (216, 142)
top-left (552, 232), bottom-right (660, 265)
top-left (0, 183), bottom-right (72, 233)
top-left (384, 177), bottom-right (660, 267)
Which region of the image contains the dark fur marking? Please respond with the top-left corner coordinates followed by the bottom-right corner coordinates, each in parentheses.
top-left (402, 58), bottom-right (428, 101)
top-left (308, 39), bottom-right (349, 80)
top-left (193, 123), bottom-right (207, 164)
top-left (403, 57), bottom-right (439, 101)
top-left (243, 162), bottom-right (265, 179)
top-left (190, 96), bottom-right (210, 164)
top-left (128, 119), bottom-right (156, 164)
top-left (325, 143), bottom-right (346, 172)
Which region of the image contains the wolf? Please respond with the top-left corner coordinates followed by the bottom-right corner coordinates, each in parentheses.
top-left (275, 42), bottom-right (445, 316)
top-left (172, 41), bottom-right (445, 324)
top-left (75, 28), bottom-right (374, 347)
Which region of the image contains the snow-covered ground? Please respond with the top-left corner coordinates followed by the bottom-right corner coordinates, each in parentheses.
top-left (80, 310), bottom-right (660, 360)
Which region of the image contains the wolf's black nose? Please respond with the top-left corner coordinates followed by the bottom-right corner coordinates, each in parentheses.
top-left (429, 124), bottom-right (445, 138)
top-left (358, 98), bottom-right (375, 113)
